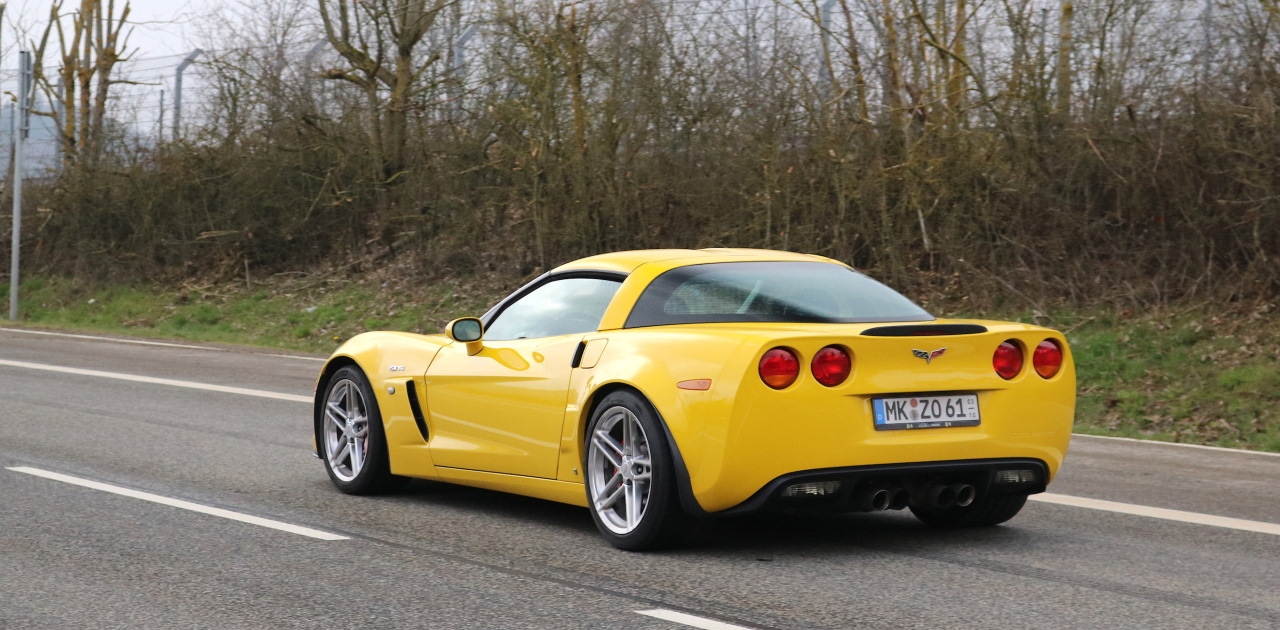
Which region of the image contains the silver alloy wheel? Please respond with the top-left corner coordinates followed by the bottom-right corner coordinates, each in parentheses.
top-left (323, 379), bottom-right (370, 483)
top-left (587, 406), bottom-right (653, 535)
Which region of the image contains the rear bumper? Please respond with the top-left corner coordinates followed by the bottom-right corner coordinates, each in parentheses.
top-left (714, 457), bottom-right (1048, 515)
top-left (675, 382), bottom-right (1074, 513)
top-left (651, 322), bottom-right (1076, 514)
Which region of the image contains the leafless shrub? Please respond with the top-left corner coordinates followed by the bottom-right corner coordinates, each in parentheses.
top-left (4, 0), bottom-right (1276, 308)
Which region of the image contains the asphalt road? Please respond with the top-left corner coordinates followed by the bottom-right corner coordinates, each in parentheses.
top-left (2, 327), bottom-right (1278, 630)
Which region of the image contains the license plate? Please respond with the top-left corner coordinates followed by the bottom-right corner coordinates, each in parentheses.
top-left (872, 394), bottom-right (980, 430)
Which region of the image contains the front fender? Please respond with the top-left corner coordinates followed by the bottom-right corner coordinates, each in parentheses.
top-left (313, 331), bottom-right (450, 478)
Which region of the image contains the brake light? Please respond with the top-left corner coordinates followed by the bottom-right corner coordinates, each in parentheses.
top-left (759, 347), bottom-right (800, 389)
top-left (993, 341), bottom-right (1023, 380)
top-left (811, 346), bottom-right (852, 386)
top-left (1033, 340), bottom-right (1063, 378)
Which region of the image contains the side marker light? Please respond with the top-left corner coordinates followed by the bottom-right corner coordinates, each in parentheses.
top-left (677, 379), bottom-right (712, 391)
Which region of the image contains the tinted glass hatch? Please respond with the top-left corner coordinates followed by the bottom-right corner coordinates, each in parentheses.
top-left (625, 261), bottom-right (933, 327)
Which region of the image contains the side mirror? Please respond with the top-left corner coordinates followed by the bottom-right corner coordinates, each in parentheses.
top-left (446, 317), bottom-right (484, 355)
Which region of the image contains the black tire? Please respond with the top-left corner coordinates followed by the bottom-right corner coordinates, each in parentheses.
top-left (583, 390), bottom-right (706, 550)
top-left (318, 365), bottom-right (407, 495)
top-left (910, 493), bottom-right (1028, 528)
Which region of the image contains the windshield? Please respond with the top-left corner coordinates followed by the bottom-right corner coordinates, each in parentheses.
top-left (624, 261), bottom-right (933, 327)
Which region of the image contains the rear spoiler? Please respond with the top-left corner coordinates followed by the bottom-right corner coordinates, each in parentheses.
top-left (861, 324), bottom-right (988, 337)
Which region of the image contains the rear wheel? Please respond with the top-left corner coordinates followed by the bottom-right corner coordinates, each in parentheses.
top-left (585, 391), bottom-right (704, 550)
top-left (910, 493), bottom-right (1028, 528)
top-left (320, 365), bottom-right (406, 494)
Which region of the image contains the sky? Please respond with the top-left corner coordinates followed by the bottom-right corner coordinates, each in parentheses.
top-left (115, 0), bottom-right (206, 58)
top-left (6, 0), bottom-right (210, 61)
top-left (0, 0), bottom-right (226, 172)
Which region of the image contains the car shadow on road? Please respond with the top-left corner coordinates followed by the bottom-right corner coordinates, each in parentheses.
top-left (697, 509), bottom-right (1048, 557)
top-left (371, 479), bottom-right (1047, 556)
top-left (374, 478), bottom-right (599, 534)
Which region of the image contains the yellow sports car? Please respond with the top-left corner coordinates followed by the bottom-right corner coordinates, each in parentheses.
top-left (313, 249), bottom-right (1075, 549)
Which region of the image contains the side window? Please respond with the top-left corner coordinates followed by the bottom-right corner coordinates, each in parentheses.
top-left (484, 277), bottom-right (623, 341)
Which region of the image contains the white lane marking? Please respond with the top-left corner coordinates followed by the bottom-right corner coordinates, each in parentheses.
top-left (10, 327), bottom-right (1277, 453)
top-left (3, 330), bottom-right (1277, 454)
top-left (1071, 433), bottom-right (1280, 458)
top-left (0, 327), bottom-right (327, 362)
top-left (1031, 493), bottom-right (1280, 536)
top-left (636, 609), bottom-right (755, 630)
top-left (0, 327), bottom-right (217, 350)
top-left (263, 353), bottom-right (328, 362)
top-left (0, 359), bottom-right (311, 403)
top-left (7, 467), bottom-right (348, 541)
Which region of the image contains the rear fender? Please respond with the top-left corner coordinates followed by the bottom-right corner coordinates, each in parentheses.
top-left (562, 331), bottom-right (760, 512)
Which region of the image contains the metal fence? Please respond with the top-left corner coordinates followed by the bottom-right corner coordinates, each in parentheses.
top-left (0, 48), bottom-right (211, 177)
top-left (0, 0), bottom-right (1255, 175)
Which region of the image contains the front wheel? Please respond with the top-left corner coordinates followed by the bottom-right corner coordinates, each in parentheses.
top-left (319, 365), bottom-right (406, 494)
top-left (584, 391), bottom-right (703, 550)
top-left (910, 493), bottom-right (1028, 528)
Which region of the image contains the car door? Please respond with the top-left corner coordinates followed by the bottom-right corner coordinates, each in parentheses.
top-left (424, 276), bottom-right (623, 479)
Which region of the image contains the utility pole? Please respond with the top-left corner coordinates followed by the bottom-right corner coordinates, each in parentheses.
top-left (304, 39), bottom-right (329, 107)
top-left (1201, 0), bottom-right (1214, 82)
top-left (173, 49), bottom-right (203, 142)
top-left (1055, 2), bottom-right (1074, 121)
top-left (745, 0), bottom-right (758, 85)
top-left (9, 51), bottom-right (32, 321)
top-left (158, 80), bottom-right (166, 142)
top-left (1039, 8), bottom-right (1049, 50)
top-left (820, 0), bottom-right (838, 100)
top-left (451, 24), bottom-right (478, 121)
top-left (304, 39), bottom-right (328, 72)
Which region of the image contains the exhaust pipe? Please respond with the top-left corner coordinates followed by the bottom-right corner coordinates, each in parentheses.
top-left (853, 487), bottom-right (891, 512)
top-left (888, 488), bottom-right (909, 510)
top-left (950, 484), bottom-right (976, 507)
top-left (926, 484), bottom-right (958, 509)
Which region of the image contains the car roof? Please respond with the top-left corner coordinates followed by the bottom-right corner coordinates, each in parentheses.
top-left (551, 248), bottom-right (842, 275)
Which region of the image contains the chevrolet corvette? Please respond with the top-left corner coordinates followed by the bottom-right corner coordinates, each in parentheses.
top-left (313, 249), bottom-right (1075, 549)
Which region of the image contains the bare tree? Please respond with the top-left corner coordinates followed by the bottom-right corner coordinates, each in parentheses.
top-left (317, 0), bottom-right (451, 181)
top-left (31, 0), bottom-right (133, 168)
top-left (8, 0), bottom-right (1278, 311)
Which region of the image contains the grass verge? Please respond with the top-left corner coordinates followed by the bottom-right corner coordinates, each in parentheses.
top-left (0, 273), bottom-right (508, 354)
top-left (1053, 305), bottom-right (1280, 453)
top-left (4, 275), bottom-right (1277, 452)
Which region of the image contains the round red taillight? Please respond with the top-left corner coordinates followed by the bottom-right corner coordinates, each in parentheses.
top-left (993, 341), bottom-right (1023, 380)
top-left (1033, 339), bottom-right (1064, 379)
top-left (759, 347), bottom-right (800, 389)
top-left (811, 346), bottom-right (852, 387)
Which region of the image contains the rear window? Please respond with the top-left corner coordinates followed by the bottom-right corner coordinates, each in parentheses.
top-left (624, 261), bottom-right (933, 328)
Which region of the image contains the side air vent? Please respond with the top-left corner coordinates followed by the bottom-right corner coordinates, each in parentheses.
top-left (405, 380), bottom-right (430, 442)
top-left (862, 324), bottom-right (988, 337)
